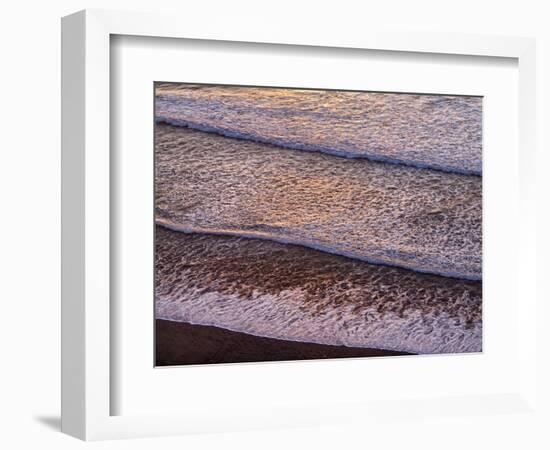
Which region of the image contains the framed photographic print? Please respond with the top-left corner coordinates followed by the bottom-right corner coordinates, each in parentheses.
top-left (62, 9), bottom-right (539, 441)
top-left (153, 83), bottom-right (483, 366)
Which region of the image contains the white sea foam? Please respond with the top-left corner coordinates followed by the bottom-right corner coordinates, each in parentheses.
top-left (156, 84), bottom-right (482, 175)
top-left (155, 228), bottom-right (482, 354)
top-left (155, 116), bottom-right (481, 176)
top-left (156, 218), bottom-right (480, 281)
top-left (156, 290), bottom-right (482, 354)
top-left (155, 125), bottom-right (482, 280)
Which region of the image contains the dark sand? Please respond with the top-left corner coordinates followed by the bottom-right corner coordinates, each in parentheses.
top-left (156, 319), bottom-right (411, 366)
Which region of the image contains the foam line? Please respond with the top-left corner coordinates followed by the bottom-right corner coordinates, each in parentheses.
top-left (155, 117), bottom-right (482, 176)
top-left (156, 219), bottom-right (482, 281)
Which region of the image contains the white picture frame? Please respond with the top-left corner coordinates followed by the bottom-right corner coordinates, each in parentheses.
top-left (61, 9), bottom-right (538, 441)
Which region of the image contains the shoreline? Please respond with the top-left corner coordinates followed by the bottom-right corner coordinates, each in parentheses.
top-left (155, 319), bottom-right (413, 366)
top-left (155, 227), bottom-right (482, 355)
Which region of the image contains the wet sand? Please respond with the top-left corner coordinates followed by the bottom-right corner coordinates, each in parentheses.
top-left (156, 319), bottom-right (411, 366)
top-left (156, 226), bottom-right (482, 355)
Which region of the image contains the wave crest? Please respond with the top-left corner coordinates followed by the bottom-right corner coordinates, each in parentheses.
top-left (156, 116), bottom-right (481, 176)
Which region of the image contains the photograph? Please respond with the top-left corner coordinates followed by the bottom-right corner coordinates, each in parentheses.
top-left (154, 83), bottom-right (482, 366)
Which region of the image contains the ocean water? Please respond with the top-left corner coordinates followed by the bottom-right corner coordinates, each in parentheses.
top-left (156, 125), bottom-right (481, 280)
top-left (156, 84), bottom-right (482, 175)
top-left (156, 226), bottom-right (482, 354)
top-left (154, 84), bottom-right (482, 355)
